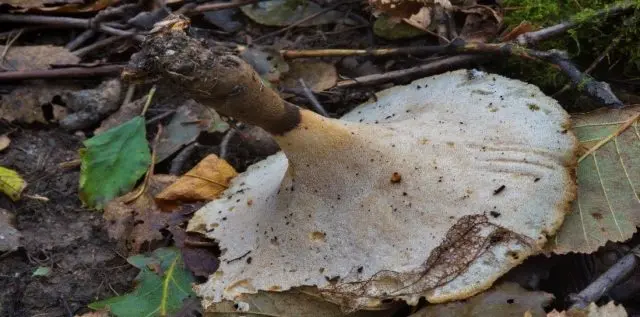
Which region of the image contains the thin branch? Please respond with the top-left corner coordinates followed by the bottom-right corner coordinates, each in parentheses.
top-left (72, 35), bottom-right (128, 57)
top-left (516, 1), bottom-right (638, 45)
top-left (65, 29), bottom-right (96, 51)
top-left (192, 0), bottom-right (262, 13)
top-left (336, 55), bottom-right (482, 88)
top-left (0, 64), bottom-right (123, 82)
top-left (569, 245), bottom-right (640, 310)
top-left (170, 142), bottom-right (199, 175)
top-left (0, 14), bottom-right (144, 41)
top-left (298, 78), bottom-right (329, 117)
top-left (219, 128), bottom-right (237, 160)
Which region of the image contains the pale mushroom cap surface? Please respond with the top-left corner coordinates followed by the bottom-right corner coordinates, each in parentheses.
top-left (188, 69), bottom-right (578, 310)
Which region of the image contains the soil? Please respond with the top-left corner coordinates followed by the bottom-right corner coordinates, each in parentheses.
top-left (0, 128), bottom-right (137, 317)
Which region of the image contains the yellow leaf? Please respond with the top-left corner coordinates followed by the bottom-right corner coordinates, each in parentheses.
top-left (0, 166), bottom-right (27, 201)
top-left (156, 155), bottom-right (237, 210)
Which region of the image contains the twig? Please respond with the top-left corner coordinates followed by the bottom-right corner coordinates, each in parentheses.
top-left (219, 128), bottom-right (237, 160)
top-left (0, 14), bottom-right (145, 41)
top-left (553, 36), bottom-right (621, 97)
top-left (192, 0), bottom-right (262, 13)
top-left (516, 1), bottom-right (638, 45)
top-left (253, 0), bottom-right (357, 43)
top-left (282, 46), bottom-right (448, 59)
top-left (298, 78), bottom-right (329, 117)
top-left (141, 85), bottom-right (157, 116)
top-left (65, 29), bottom-right (96, 50)
top-left (122, 84), bottom-right (136, 106)
top-left (0, 64), bottom-right (123, 82)
top-left (146, 110), bottom-right (176, 125)
top-left (569, 245), bottom-right (640, 309)
top-left (170, 142), bottom-right (199, 175)
top-left (72, 35), bottom-right (127, 57)
top-left (1, 28), bottom-right (24, 70)
top-left (336, 55), bottom-right (483, 88)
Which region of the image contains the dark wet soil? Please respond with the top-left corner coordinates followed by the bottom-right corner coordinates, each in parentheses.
top-left (0, 128), bottom-right (137, 317)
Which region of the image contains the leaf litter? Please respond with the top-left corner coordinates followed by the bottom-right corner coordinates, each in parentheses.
top-left (3, 0), bottom-right (640, 316)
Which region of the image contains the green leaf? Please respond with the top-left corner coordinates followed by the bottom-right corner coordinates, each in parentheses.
top-left (79, 116), bottom-right (151, 210)
top-left (0, 166), bottom-right (27, 201)
top-left (551, 106), bottom-right (640, 253)
top-left (32, 266), bottom-right (51, 277)
top-left (89, 247), bottom-right (196, 317)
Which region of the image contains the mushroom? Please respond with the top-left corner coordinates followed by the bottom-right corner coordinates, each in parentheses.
top-left (125, 28), bottom-right (578, 311)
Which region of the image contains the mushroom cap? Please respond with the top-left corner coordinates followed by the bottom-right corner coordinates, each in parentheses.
top-left (188, 69), bottom-right (577, 310)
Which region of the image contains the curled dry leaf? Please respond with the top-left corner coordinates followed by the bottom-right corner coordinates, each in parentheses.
top-left (409, 282), bottom-right (553, 317)
top-left (550, 106), bottom-right (640, 254)
top-left (156, 155), bottom-right (237, 211)
top-left (187, 70), bottom-right (577, 310)
top-left (0, 45), bottom-right (79, 71)
top-left (0, 166), bottom-right (27, 201)
top-left (547, 301), bottom-right (628, 317)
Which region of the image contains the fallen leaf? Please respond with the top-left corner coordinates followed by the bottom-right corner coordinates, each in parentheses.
top-left (7, 0), bottom-right (119, 13)
top-left (239, 46), bottom-right (290, 83)
top-left (155, 101), bottom-right (212, 163)
top-left (0, 45), bottom-right (79, 71)
top-left (369, 0), bottom-right (451, 20)
top-left (407, 7), bottom-right (433, 31)
top-left (0, 166), bottom-right (27, 201)
top-left (547, 301), bottom-right (628, 317)
top-left (79, 116), bottom-right (151, 210)
top-left (32, 266), bottom-right (51, 277)
top-left (171, 229), bottom-right (219, 278)
top-left (409, 282), bottom-right (553, 317)
top-left (205, 287), bottom-right (398, 316)
top-left (241, 0), bottom-right (349, 27)
top-left (280, 61), bottom-right (338, 92)
top-left (0, 135), bottom-right (10, 151)
top-left (156, 155), bottom-right (237, 211)
top-left (373, 15), bottom-right (426, 40)
top-left (89, 247), bottom-right (196, 317)
top-left (550, 106), bottom-right (640, 253)
top-left (0, 85), bottom-right (73, 124)
top-left (459, 6), bottom-right (502, 43)
top-left (0, 208), bottom-right (21, 252)
top-left (104, 174), bottom-right (181, 252)
top-left (95, 97), bottom-right (146, 134)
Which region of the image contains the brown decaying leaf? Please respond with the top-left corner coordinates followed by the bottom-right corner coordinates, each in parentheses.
top-left (155, 101), bottom-right (213, 163)
top-left (459, 6), bottom-right (503, 43)
top-left (0, 135), bottom-right (10, 151)
top-left (409, 282), bottom-right (553, 317)
top-left (279, 61), bottom-right (338, 92)
top-left (171, 228), bottom-right (219, 278)
top-left (546, 301), bottom-right (628, 317)
top-left (0, 86), bottom-right (72, 124)
top-left (7, 0), bottom-right (120, 13)
top-left (156, 154), bottom-right (238, 211)
top-left (103, 174), bottom-right (180, 252)
top-left (0, 45), bottom-right (79, 71)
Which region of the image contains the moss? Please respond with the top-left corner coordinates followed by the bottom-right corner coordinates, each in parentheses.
top-left (497, 0), bottom-right (640, 93)
top-left (528, 103), bottom-right (540, 111)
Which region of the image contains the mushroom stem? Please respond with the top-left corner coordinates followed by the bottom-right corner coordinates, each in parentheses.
top-left (124, 29), bottom-right (302, 135)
